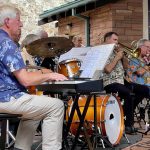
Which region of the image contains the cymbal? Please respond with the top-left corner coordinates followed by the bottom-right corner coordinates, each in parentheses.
top-left (26, 36), bottom-right (74, 57)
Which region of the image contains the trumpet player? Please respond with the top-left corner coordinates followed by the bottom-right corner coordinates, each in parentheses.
top-left (126, 39), bottom-right (150, 84)
top-left (102, 32), bottom-right (148, 134)
top-left (125, 39), bottom-right (150, 126)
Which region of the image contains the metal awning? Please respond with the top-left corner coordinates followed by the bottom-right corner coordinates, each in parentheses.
top-left (38, 0), bottom-right (117, 25)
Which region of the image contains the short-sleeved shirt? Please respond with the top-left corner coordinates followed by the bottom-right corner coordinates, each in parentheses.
top-left (0, 29), bottom-right (27, 102)
top-left (103, 52), bottom-right (124, 87)
top-left (126, 58), bottom-right (150, 86)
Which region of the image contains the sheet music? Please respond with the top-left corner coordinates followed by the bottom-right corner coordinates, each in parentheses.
top-left (80, 44), bottom-right (115, 79)
top-left (59, 47), bottom-right (91, 62)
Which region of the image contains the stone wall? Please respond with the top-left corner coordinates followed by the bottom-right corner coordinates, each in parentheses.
top-left (0, 0), bottom-right (73, 42)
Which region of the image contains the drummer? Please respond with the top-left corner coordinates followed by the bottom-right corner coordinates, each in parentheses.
top-left (21, 34), bottom-right (40, 66)
top-left (34, 29), bottom-right (56, 71)
top-left (21, 33), bottom-right (53, 73)
top-left (72, 35), bottom-right (85, 47)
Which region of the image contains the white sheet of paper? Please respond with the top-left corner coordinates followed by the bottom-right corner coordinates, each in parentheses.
top-left (58, 47), bottom-right (91, 63)
top-left (80, 44), bottom-right (115, 78)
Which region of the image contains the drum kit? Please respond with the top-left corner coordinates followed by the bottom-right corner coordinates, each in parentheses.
top-left (25, 36), bottom-right (125, 148)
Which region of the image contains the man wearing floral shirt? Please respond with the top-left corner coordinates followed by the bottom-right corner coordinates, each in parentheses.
top-left (0, 4), bottom-right (67, 150)
top-left (102, 32), bottom-right (149, 134)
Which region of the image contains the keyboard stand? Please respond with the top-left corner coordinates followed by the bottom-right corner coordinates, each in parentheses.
top-left (63, 92), bottom-right (114, 150)
top-left (63, 93), bottom-right (94, 150)
top-left (35, 79), bottom-right (104, 149)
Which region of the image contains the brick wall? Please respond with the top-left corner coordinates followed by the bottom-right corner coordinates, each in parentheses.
top-left (58, 0), bottom-right (143, 46)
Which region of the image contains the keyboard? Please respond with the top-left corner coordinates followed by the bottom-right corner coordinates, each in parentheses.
top-left (36, 79), bottom-right (103, 94)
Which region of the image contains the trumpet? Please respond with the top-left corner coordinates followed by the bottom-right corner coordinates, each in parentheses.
top-left (118, 42), bottom-right (140, 58)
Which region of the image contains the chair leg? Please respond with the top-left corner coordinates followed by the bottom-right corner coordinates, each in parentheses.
top-left (1, 120), bottom-right (7, 150)
top-left (5, 120), bottom-right (16, 148)
top-left (0, 119), bottom-right (16, 149)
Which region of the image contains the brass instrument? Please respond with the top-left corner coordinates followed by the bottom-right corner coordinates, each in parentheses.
top-left (131, 40), bottom-right (138, 49)
top-left (118, 42), bottom-right (140, 58)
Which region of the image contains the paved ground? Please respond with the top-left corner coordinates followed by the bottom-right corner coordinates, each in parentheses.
top-left (32, 119), bottom-right (150, 150)
top-left (31, 102), bottom-right (150, 149)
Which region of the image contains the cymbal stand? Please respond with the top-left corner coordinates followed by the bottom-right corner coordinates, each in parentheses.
top-left (53, 56), bottom-right (59, 72)
top-left (123, 132), bottom-right (130, 144)
top-left (137, 98), bottom-right (150, 135)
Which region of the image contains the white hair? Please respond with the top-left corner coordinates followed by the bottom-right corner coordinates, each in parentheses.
top-left (0, 4), bottom-right (20, 27)
top-left (137, 38), bottom-right (149, 48)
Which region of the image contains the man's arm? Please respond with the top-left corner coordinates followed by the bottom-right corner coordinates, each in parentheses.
top-left (104, 51), bottom-right (124, 73)
top-left (136, 65), bottom-right (149, 76)
top-left (13, 69), bottom-right (67, 87)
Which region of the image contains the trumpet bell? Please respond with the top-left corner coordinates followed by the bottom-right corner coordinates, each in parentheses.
top-left (130, 49), bottom-right (140, 58)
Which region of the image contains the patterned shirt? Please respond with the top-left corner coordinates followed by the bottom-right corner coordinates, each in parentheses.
top-left (0, 29), bottom-right (27, 102)
top-left (103, 52), bottom-right (124, 87)
top-left (127, 58), bottom-right (150, 86)
top-left (34, 56), bottom-right (43, 66)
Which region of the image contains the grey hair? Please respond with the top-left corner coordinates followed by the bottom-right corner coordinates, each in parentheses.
top-left (0, 4), bottom-right (20, 27)
top-left (137, 38), bottom-right (149, 48)
top-left (36, 30), bottom-right (48, 38)
top-left (21, 34), bottom-right (40, 48)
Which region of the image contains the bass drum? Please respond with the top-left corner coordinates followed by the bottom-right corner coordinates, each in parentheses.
top-left (58, 59), bottom-right (81, 78)
top-left (67, 95), bottom-right (124, 145)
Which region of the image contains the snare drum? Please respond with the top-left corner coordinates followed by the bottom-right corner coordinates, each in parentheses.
top-left (58, 59), bottom-right (81, 78)
top-left (67, 95), bottom-right (124, 145)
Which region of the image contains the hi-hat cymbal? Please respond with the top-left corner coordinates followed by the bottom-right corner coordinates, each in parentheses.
top-left (26, 36), bottom-right (73, 57)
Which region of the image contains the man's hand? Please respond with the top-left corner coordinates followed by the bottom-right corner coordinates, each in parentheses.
top-left (116, 51), bottom-right (124, 60)
top-left (47, 72), bottom-right (68, 82)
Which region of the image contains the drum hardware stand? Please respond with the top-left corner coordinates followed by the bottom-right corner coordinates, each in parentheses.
top-left (123, 132), bottom-right (131, 144)
top-left (136, 117), bottom-right (150, 135)
top-left (137, 99), bottom-right (150, 135)
top-left (144, 125), bottom-right (150, 135)
top-left (92, 94), bottom-right (113, 149)
top-left (81, 122), bottom-right (93, 150)
top-left (53, 56), bottom-right (59, 72)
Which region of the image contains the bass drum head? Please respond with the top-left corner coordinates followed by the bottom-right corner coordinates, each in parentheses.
top-left (102, 95), bottom-right (124, 145)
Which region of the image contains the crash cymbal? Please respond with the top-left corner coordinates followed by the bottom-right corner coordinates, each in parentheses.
top-left (26, 36), bottom-right (74, 57)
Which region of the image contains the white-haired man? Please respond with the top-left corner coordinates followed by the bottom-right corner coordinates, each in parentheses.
top-left (0, 4), bottom-right (67, 150)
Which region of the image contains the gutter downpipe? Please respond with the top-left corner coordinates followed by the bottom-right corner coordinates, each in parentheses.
top-left (72, 8), bottom-right (90, 46)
